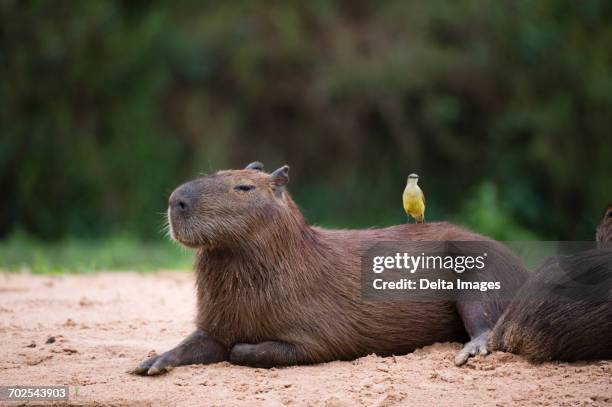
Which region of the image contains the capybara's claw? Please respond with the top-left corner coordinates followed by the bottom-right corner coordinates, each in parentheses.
top-left (147, 357), bottom-right (175, 375)
top-left (132, 353), bottom-right (174, 376)
top-left (132, 354), bottom-right (158, 375)
top-left (455, 331), bottom-right (490, 366)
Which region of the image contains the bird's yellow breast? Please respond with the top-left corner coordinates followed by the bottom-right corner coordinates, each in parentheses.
top-left (403, 195), bottom-right (425, 215)
top-left (403, 187), bottom-right (425, 219)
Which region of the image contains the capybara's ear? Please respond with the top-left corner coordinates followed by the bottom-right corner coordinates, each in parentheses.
top-left (245, 161), bottom-right (264, 171)
top-left (270, 165), bottom-right (289, 194)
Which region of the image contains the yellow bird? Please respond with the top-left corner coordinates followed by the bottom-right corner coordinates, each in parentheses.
top-left (403, 173), bottom-right (425, 223)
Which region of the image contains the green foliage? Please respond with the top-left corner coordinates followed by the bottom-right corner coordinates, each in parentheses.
top-left (1, 0), bottom-right (611, 244)
top-left (455, 182), bottom-right (539, 241)
top-left (0, 232), bottom-right (191, 273)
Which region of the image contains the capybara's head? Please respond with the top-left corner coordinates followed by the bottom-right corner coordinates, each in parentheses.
top-left (168, 162), bottom-right (293, 248)
top-left (596, 204), bottom-right (612, 242)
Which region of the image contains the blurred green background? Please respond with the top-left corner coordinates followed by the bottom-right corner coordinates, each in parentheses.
top-left (1, 0), bottom-right (611, 272)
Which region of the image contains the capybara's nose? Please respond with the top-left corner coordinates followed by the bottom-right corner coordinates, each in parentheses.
top-left (169, 188), bottom-right (191, 216)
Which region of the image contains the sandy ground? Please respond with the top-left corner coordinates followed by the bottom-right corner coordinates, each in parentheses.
top-left (0, 272), bottom-right (610, 407)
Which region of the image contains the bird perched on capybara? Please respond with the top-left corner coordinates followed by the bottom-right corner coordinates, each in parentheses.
top-left (489, 205), bottom-right (612, 363)
top-left (403, 173), bottom-right (426, 223)
top-left (134, 162), bottom-right (527, 375)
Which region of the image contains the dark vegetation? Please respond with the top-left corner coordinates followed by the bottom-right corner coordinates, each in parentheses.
top-left (1, 1), bottom-right (611, 259)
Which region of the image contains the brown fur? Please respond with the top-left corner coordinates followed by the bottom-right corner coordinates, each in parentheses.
top-left (596, 204), bottom-right (612, 242)
top-left (489, 206), bottom-right (612, 363)
top-left (167, 165), bottom-right (527, 365)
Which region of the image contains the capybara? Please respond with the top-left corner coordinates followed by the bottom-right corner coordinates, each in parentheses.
top-left (489, 206), bottom-right (612, 362)
top-left (596, 204), bottom-right (612, 243)
top-left (134, 162), bottom-right (527, 375)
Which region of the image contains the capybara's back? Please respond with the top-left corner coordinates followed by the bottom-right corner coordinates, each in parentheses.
top-left (489, 249), bottom-right (612, 362)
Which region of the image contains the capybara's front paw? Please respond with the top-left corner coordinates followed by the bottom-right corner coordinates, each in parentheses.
top-left (230, 343), bottom-right (261, 367)
top-left (131, 331), bottom-right (228, 376)
top-left (132, 351), bottom-right (179, 376)
top-left (230, 341), bottom-right (298, 368)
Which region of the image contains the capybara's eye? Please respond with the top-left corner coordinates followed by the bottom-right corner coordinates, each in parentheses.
top-left (234, 184), bottom-right (256, 192)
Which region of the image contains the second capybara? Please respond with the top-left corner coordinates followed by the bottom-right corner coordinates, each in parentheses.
top-left (489, 206), bottom-right (612, 362)
top-left (596, 204), bottom-right (612, 243)
top-left (133, 162), bottom-right (528, 375)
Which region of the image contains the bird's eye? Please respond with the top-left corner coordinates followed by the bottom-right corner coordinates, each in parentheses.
top-left (234, 184), bottom-right (255, 192)
top-left (607, 210), bottom-right (612, 218)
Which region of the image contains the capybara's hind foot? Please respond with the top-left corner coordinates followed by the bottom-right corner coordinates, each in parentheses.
top-left (454, 331), bottom-right (490, 366)
top-left (132, 330), bottom-right (227, 376)
top-left (230, 341), bottom-right (299, 368)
